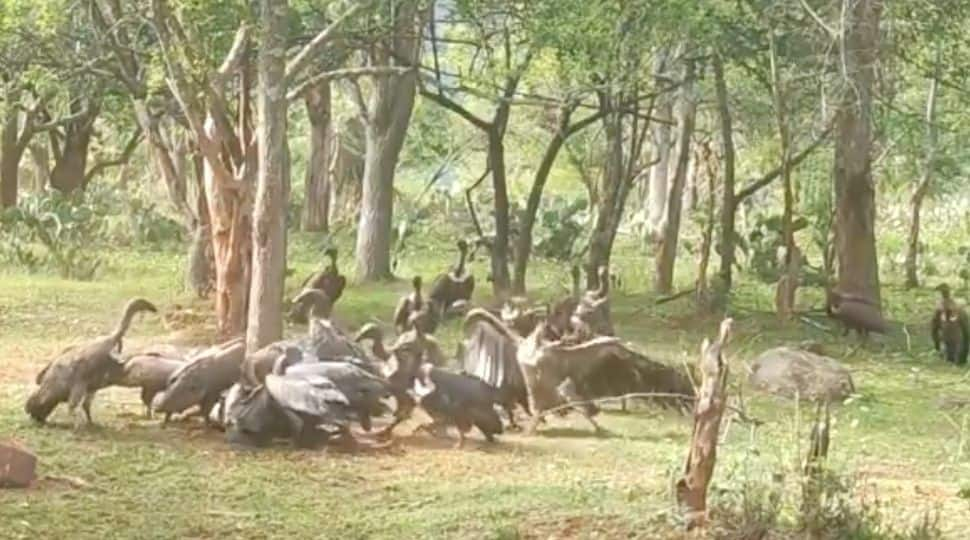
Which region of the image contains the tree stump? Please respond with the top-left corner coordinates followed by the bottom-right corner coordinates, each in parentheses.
top-left (676, 318), bottom-right (732, 530)
top-left (0, 441), bottom-right (37, 488)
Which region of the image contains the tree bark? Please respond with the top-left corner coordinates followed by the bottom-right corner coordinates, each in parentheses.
top-left (488, 125), bottom-right (513, 292)
top-left (676, 319), bottom-right (732, 530)
top-left (247, 0), bottom-right (290, 350)
top-left (655, 59), bottom-right (697, 294)
top-left (49, 101), bottom-right (99, 193)
top-left (770, 33), bottom-right (798, 321)
top-left (834, 0), bottom-right (882, 306)
top-left (512, 106), bottom-right (603, 294)
top-left (302, 80), bottom-right (333, 232)
top-left (713, 55), bottom-right (737, 290)
top-left (28, 141), bottom-right (50, 192)
top-left (905, 70), bottom-right (939, 289)
top-left (331, 118), bottom-right (365, 224)
top-left (645, 97), bottom-right (673, 244)
top-left (354, 2), bottom-right (421, 282)
top-left (1, 106), bottom-right (26, 208)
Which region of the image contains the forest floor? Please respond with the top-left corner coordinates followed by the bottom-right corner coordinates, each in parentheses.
top-left (1, 232), bottom-right (969, 539)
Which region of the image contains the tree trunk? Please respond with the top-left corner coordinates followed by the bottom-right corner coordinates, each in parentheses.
top-left (834, 0), bottom-right (882, 306)
top-left (302, 80), bottom-right (332, 232)
top-left (205, 115), bottom-right (253, 338)
top-left (354, 3), bottom-right (421, 282)
top-left (247, 0), bottom-right (289, 350)
top-left (28, 142), bottom-right (50, 192)
top-left (905, 71), bottom-right (939, 289)
top-left (676, 320), bottom-right (732, 530)
top-left (1, 106), bottom-right (25, 208)
top-left (587, 108), bottom-right (624, 287)
top-left (512, 106), bottom-right (576, 294)
top-left (771, 33), bottom-right (798, 320)
top-left (331, 117), bottom-right (365, 224)
top-left (646, 96), bottom-right (672, 244)
top-left (134, 101), bottom-right (195, 228)
top-left (50, 104), bottom-right (98, 193)
top-left (655, 60), bottom-right (697, 294)
top-left (488, 126), bottom-right (513, 294)
top-left (713, 55), bottom-right (737, 290)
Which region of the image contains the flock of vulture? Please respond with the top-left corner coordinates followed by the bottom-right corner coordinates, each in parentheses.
top-left (23, 240), bottom-right (695, 450)
top-left (23, 239), bottom-right (969, 450)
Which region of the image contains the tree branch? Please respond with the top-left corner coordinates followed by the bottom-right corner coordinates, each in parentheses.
top-left (735, 123), bottom-right (833, 202)
top-left (287, 66), bottom-right (414, 102)
top-left (419, 87), bottom-right (491, 131)
top-left (212, 24), bottom-right (250, 90)
top-left (83, 126), bottom-right (143, 185)
top-left (284, 0), bottom-right (373, 84)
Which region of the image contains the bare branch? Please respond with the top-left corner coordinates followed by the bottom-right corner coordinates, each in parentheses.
top-left (287, 66), bottom-right (414, 102)
top-left (735, 123), bottom-right (833, 202)
top-left (420, 87), bottom-right (491, 131)
top-left (285, 0), bottom-right (374, 84)
top-left (212, 24), bottom-right (250, 90)
top-left (83, 126), bottom-right (144, 184)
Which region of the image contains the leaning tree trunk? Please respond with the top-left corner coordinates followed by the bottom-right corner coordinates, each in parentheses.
top-left (303, 80), bottom-right (333, 232)
top-left (905, 71), bottom-right (939, 289)
top-left (655, 60), bottom-right (697, 294)
top-left (50, 105), bottom-right (98, 193)
top-left (834, 0), bottom-right (882, 306)
top-left (247, 0), bottom-right (289, 350)
top-left (354, 3), bottom-right (421, 282)
top-left (512, 106), bottom-right (577, 294)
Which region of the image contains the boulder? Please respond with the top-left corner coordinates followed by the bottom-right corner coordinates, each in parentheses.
top-left (0, 441), bottom-right (37, 488)
top-left (748, 347), bottom-right (855, 402)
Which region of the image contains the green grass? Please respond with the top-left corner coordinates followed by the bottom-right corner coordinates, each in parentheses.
top-left (1, 231), bottom-right (969, 539)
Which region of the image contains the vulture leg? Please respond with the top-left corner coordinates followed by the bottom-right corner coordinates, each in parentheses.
top-left (504, 405), bottom-right (520, 431)
top-left (454, 427), bottom-right (466, 449)
top-left (140, 388), bottom-right (155, 419)
top-left (558, 378), bottom-right (603, 434)
top-left (200, 395), bottom-right (219, 428)
top-left (68, 383), bottom-right (90, 430)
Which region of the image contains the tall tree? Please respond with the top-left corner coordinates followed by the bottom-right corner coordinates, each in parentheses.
top-left (654, 58), bottom-right (697, 294)
top-left (354, 0), bottom-right (424, 281)
top-left (834, 0), bottom-right (882, 305)
top-left (904, 58), bottom-right (940, 288)
top-left (302, 79), bottom-right (333, 232)
top-left (247, 0), bottom-right (290, 350)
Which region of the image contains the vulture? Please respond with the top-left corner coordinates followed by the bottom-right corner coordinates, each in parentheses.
top-left (826, 289), bottom-right (887, 339)
top-left (248, 289), bottom-right (374, 385)
top-left (932, 283), bottom-right (969, 365)
top-left (153, 338), bottom-right (245, 425)
top-left (546, 265), bottom-right (583, 338)
top-left (26, 298), bottom-right (158, 428)
top-left (499, 299), bottom-right (545, 338)
top-left (463, 308), bottom-right (692, 434)
top-left (412, 363), bottom-right (503, 448)
top-left (571, 265), bottom-right (614, 339)
top-left (225, 352), bottom-right (356, 448)
top-left (393, 276), bottom-right (437, 334)
top-left (428, 239), bottom-right (475, 318)
top-left (107, 352), bottom-right (187, 418)
top-left (461, 309), bottom-right (530, 429)
top-left (293, 247), bottom-right (346, 322)
top-left (284, 360), bottom-right (391, 431)
top-left (355, 312), bottom-right (447, 437)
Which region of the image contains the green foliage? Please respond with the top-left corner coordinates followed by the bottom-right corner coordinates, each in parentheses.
top-left (0, 191), bottom-right (105, 280)
top-left (533, 195), bottom-right (588, 262)
top-left (744, 213), bottom-right (808, 283)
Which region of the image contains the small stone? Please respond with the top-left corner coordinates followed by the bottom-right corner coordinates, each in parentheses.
top-left (0, 441), bottom-right (37, 488)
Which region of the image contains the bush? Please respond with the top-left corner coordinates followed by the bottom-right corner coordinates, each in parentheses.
top-left (0, 191), bottom-right (105, 279)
